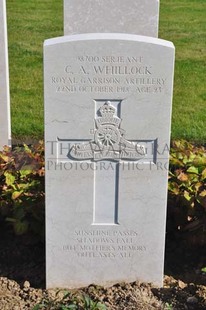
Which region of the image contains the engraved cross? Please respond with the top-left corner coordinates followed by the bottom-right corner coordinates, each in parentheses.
top-left (58, 100), bottom-right (152, 225)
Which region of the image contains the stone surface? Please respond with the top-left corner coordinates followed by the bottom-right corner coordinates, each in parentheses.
top-left (64, 0), bottom-right (160, 37)
top-left (44, 33), bottom-right (175, 288)
top-left (0, 0), bottom-right (11, 148)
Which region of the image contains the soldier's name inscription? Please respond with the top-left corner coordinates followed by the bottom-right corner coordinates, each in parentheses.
top-left (50, 54), bottom-right (167, 94)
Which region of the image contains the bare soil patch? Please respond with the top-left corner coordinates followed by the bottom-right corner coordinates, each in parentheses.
top-left (0, 224), bottom-right (206, 309)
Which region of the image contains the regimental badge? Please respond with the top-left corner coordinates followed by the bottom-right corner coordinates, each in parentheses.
top-left (69, 101), bottom-right (145, 161)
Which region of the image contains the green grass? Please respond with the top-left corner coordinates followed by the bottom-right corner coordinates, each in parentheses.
top-left (159, 0), bottom-right (206, 142)
top-left (7, 0), bottom-right (63, 140)
top-left (7, 0), bottom-right (206, 142)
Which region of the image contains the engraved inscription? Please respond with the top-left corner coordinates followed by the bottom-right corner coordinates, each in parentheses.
top-left (50, 54), bottom-right (167, 94)
top-left (63, 230), bottom-right (146, 259)
top-left (76, 55), bottom-right (143, 63)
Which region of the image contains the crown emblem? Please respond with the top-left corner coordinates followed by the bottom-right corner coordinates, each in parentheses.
top-left (96, 101), bottom-right (121, 128)
top-left (99, 101), bottom-right (116, 118)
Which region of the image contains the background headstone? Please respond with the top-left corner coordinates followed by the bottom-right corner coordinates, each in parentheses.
top-left (64, 0), bottom-right (160, 37)
top-left (0, 0), bottom-right (11, 148)
top-left (44, 33), bottom-right (175, 288)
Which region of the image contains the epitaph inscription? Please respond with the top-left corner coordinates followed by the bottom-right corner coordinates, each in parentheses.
top-left (63, 229), bottom-right (146, 259)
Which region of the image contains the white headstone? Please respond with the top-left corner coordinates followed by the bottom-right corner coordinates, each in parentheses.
top-left (44, 33), bottom-right (175, 288)
top-left (0, 0), bottom-right (11, 148)
top-left (64, 0), bottom-right (160, 37)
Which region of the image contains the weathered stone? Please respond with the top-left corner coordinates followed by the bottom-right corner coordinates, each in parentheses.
top-left (64, 0), bottom-right (160, 37)
top-left (44, 33), bottom-right (175, 288)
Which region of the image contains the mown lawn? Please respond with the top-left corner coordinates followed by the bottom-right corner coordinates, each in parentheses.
top-left (7, 0), bottom-right (206, 142)
top-left (160, 0), bottom-right (206, 142)
top-left (7, 0), bottom-right (63, 140)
